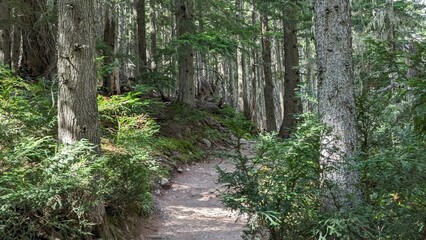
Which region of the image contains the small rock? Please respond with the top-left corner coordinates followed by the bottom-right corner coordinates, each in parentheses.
top-left (201, 138), bottom-right (212, 148)
top-left (177, 167), bottom-right (183, 173)
top-left (230, 134), bottom-right (238, 142)
top-left (154, 189), bottom-right (161, 195)
top-left (160, 178), bottom-right (171, 189)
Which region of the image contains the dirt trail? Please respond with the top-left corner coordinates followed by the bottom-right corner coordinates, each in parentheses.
top-left (139, 141), bottom-right (255, 240)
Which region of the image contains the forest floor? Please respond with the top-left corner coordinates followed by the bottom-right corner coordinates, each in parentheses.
top-left (138, 140), bottom-right (255, 240)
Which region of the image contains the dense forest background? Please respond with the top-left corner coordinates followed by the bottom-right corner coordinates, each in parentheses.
top-left (0, 0), bottom-right (425, 239)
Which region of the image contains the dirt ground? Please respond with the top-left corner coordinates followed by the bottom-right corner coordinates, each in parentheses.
top-left (138, 141), bottom-right (255, 240)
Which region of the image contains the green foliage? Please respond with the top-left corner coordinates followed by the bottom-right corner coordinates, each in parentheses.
top-left (218, 114), bottom-right (324, 240)
top-left (98, 91), bottom-right (160, 216)
top-left (0, 64), bottom-right (55, 147)
top-left (0, 138), bottom-right (103, 239)
top-left (0, 68), bottom-right (158, 238)
top-left (137, 71), bottom-right (175, 100)
top-left (355, 77), bottom-right (426, 239)
top-left (101, 151), bottom-right (155, 217)
top-left (356, 139), bottom-right (426, 239)
top-left (98, 90), bottom-right (161, 137)
top-left (155, 137), bottom-right (205, 164)
top-left (190, 31), bottom-right (239, 56)
top-left (220, 106), bottom-right (254, 142)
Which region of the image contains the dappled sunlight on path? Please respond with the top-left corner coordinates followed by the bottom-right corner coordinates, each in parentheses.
top-left (139, 141), bottom-right (256, 240)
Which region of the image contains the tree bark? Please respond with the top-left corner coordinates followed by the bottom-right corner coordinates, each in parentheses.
top-left (261, 14), bottom-right (277, 132)
top-left (279, 16), bottom-right (301, 139)
top-left (11, 25), bottom-right (21, 72)
top-left (57, 0), bottom-right (101, 149)
top-left (175, 0), bottom-right (196, 106)
top-left (236, 0), bottom-right (244, 112)
top-left (314, 0), bottom-right (360, 211)
top-left (137, 0), bottom-right (147, 73)
top-left (0, 0), bottom-right (11, 67)
top-left (102, 5), bottom-right (117, 95)
top-left (149, 0), bottom-right (158, 70)
top-left (20, 0), bottom-right (56, 79)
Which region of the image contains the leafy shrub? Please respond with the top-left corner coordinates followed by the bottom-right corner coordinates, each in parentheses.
top-left (0, 68), bottom-right (158, 238)
top-left (356, 139), bottom-right (426, 239)
top-left (220, 106), bottom-right (254, 141)
top-left (218, 114), bottom-right (324, 240)
top-left (0, 65), bottom-right (55, 147)
top-left (0, 138), bottom-right (104, 239)
top-left (98, 91), bottom-right (160, 216)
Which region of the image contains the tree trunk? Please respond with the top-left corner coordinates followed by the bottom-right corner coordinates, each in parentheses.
top-left (304, 34), bottom-right (316, 113)
top-left (175, 0), bottom-right (196, 106)
top-left (137, 0), bottom-right (147, 73)
top-left (0, 0), bottom-right (11, 67)
top-left (279, 16), bottom-right (301, 139)
top-left (57, 0), bottom-right (101, 149)
top-left (261, 14), bottom-right (277, 132)
top-left (149, 0), bottom-right (158, 70)
top-left (236, 0), bottom-right (244, 112)
top-left (20, 0), bottom-right (56, 79)
top-left (102, 5), bottom-right (117, 95)
top-left (11, 25), bottom-right (21, 72)
top-left (314, 0), bottom-right (360, 212)
top-left (116, 2), bottom-right (138, 88)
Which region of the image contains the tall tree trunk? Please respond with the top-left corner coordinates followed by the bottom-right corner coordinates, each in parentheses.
top-left (102, 5), bottom-right (117, 95)
top-left (20, 0), bottom-right (56, 79)
top-left (116, 2), bottom-right (138, 88)
top-left (11, 25), bottom-right (21, 72)
top-left (149, 0), bottom-right (157, 70)
top-left (175, 0), bottom-right (195, 106)
top-left (304, 34), bottom-right (316, 113)
top-left (236, 0), bottom-right (244, 112)
top-left (137, 0), bottom-right (147, 73)
top-left (57, 0), bottom-right (101, 149)
top-left (0, 0), bottom-right (11, 67)
top-left (261, 14), bottom-right (277, 132)
top-left (279, 16), bottom-right (301, 139)
top-left (250, 6), bottom-right (258, 126)
top-left (314, 0), bottom-right (360, 212)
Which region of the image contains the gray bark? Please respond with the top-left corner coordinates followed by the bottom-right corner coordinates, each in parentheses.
top-left (175, 0), bottom-right (196, 106)
top-left (236, 0), bottom-right (244, 112)
top-left (137, 0), bottom-right (147, 73)
top-left (116, 1), bottom-right (138, 86)
top-left (57, 0), bottom-right (101, 149)
top-left (11, 25), bottom-right (21, 71)
top-left (314, 0), bottom-right (360, 211)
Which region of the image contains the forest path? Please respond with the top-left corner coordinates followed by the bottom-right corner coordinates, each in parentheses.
top-left (139, 140), bottom-right (255, 240)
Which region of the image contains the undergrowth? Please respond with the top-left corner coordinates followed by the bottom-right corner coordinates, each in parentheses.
top-left (0, 64), bottom-right (240, 239)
